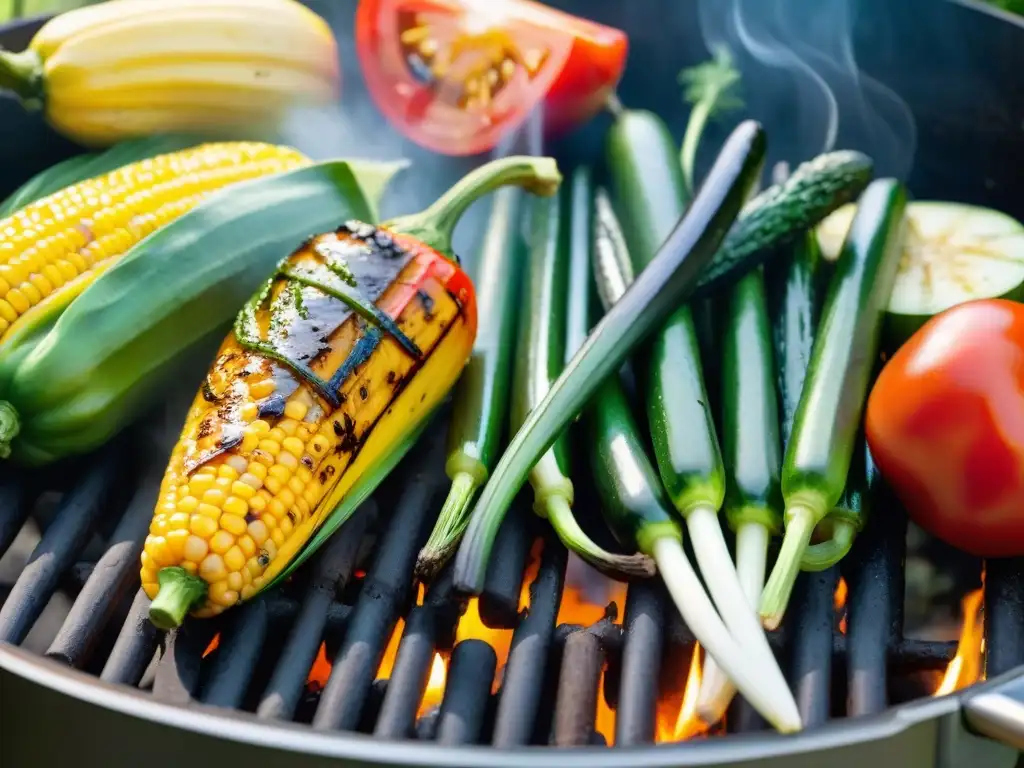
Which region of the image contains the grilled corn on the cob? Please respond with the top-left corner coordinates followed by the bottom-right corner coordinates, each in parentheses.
top-left (0, 0), bottom-right (340, 146)
top-left (143, 156), bottom-right (563, 626)
top-left (0, 142), bottom-right (308, 350)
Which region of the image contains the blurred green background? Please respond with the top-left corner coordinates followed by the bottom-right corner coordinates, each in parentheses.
top-left (1, 0), bottom-right (1023, 24)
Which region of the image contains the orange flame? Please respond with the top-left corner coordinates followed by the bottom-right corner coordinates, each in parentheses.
top-left (202, 633), bottom-right (221, 659)
top-left (674, 645), bottom-right (710, 741)
top-left (834, 577), bottom-right (848, 635)
top-left (934, 587), bottom-right (986, 696)
top-left (419, 652), bottom-right (448, 716)
top-left (306, 641), bottom-right (332, 688)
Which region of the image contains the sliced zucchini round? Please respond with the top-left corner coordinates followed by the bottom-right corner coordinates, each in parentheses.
top-left (816, 201), bottom-right (1024, 343)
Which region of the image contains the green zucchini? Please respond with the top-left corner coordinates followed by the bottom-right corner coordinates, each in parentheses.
top-left (818, 200), bottom-right (1024, 344)
top-left (695, 150), bottom-right (874, 297)
top-left (759, 179), bottom-right (907, 629)
top-left (0, 159), bottom-right (405, 464)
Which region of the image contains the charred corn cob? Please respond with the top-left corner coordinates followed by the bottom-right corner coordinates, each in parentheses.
top-left (0, 0), bottom-right (340, 146)
top-left (143, 156), bottom-right (562, 627)
top-left (0, 142), bottom-right (308, 349)
top-left (0, 158), bottom-right (408, 464)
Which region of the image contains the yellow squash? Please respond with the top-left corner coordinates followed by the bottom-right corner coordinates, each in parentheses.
top-left (0, 0), bottom-right (340, 146)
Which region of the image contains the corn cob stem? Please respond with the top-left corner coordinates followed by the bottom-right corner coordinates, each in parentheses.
top-left (385, 156), bottom-right (561, 259)
top-left (148, 566), bottom-right (208, 630)
top-left (0, 50), bottom-right (43, 105)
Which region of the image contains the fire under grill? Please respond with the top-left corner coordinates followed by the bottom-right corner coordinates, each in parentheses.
top-left (1, 418), bottom-right (1023, 762)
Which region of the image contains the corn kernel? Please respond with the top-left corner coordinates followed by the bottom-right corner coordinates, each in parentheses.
top-left (278, 418), bottom-right (298, 437)
top-left (279, 517), bottom-right (293, 537)
top-left (238, 535), bottom-right (256, 557)
top-left (262, 539), bottom-right (277, 559)
top-left (246, 558), bottom-right (262, 577)
top-left (147, 537), bottom-right (173, 567)
top-left (271, 528), bottom-right (285, 547)
top-left (268, 465), bottom-right (292, 483)
top-left (181, 561), bottom-right (198, 576)
top-left (258, 439), bottom-right (281, 457)
top-left (282, 437), bottom-right (305, 458)
top-left (217, 464), bottom-right (239, 481)
top-left (189, 515), bottom-right (218, 538)
top-left (277, 451), bottom-right (298, 470)
top-left (249, 379), bottom-right (276, 399)
top-left (241, 568), bottom-right (253, 586)
top-left (248, 520), bottom-right (268, 545)
top-left (188, 474), bottom-right (215, 496)
top-left (224, 546), bottom-right (245, 572)
top-left (241, 585), bottom-right (257, 601)
top-left (268, 498), bottom-right (287, 519)
top-left (249, 419), bottom-right (271, 435)
top-left (168, 512), bottom-right (190, 530)
top-left (277, 488), bottom-right (296, 509)
top-left (252, 449), bottom-right (275, 467)
top-left (309, 435), bottom-right (331, 455)
top-left (141, 566), bottom-right (157, 585)
top-left (197, 503), bottom-right (222, 521)
top-left (143, 582), bottom-right (159, 599)
top-left (202, 488), bottom-right (227, 507)
top-left (287, 477), bottom-right (305, 497)
top-left (240, 431), bottom-right (260, 453)
top-left (210, 530), bottom-right (235, 554)
top-left (178, 495), bottom-right (199, 513)
top-left (239, 402), bottom-right (259, 422)
top-left (221, 513), bottom-right (247, 536)
top-left (167, 529), bottom-right (190, 559)
top-left (225, 455), bottom-right (249, 474)
top-left (284, 400), bottom-right (309, 420)
top-left (227, 572), bottom-right (244, 592)
top-left (232, 479), bottom-right (257, 499)
top-left (223, 497), bottom-right (248, 518)
top-left (264, 476), bottom-right (283, 495)
top-left (249, 493), bottom-right (268, 513)
top-left (199, 554), bottom-right (228, 582)
top-left (208, 581), bottom-right (238, 608)
top-left (183, 535), bottom-right (209, 562)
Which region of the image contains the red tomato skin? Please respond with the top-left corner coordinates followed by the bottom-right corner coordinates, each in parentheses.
top-left (355, 0), bottom-right (627, 155)
top-left (542, 28), bottom-right (628, 137)
top-left (865, 298), bottom-right (1024, 557)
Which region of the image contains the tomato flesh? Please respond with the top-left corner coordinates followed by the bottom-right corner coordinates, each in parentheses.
top-left (865, 298), bottom-right (1024, 557)
top-left (356, 0), bottom-right (627, 155)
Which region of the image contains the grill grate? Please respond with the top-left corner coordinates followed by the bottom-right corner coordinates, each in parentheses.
top-left (1, 419), bottom-right (1023, 750)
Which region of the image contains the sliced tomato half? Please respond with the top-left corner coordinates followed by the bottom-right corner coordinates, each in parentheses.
top-left (355, 0), bottom-right (628, 156)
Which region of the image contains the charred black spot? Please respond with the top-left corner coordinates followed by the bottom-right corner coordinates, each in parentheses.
top-left (337, 412), bottom-right (359, 453)
top-left (245, 511), bottom-right (260, 523)
top-left (258, 394), bottom-right (287, 419)
top-left (318, 470), bottom-right (328, 484)
top-left (333, 420), bottom-right (344, 436)
top-left (301, 455), bottom-right (314, 469)
top-left (339, 392), bottom-right (348, 404)
top-left (201, 380), bottom-right (219, 403)
top-left (417, 290), bottom-right (435, 319)
top-left (386, 371), bottom-right (397, 384)
top-left (218, 430), bottom-right (243, 452)
top-left (359, 386), bottom-right (368, 401)
top-left (420, 393), bottom-right (426, 403)
top-left (311, 325), bottom-right (320, 333)
top-left (287, 510), bottom-right (297, 523)
top-left (196, 418), bottom-right (214, 440)
top-left (258, 550), bottom-right (271, 566)
top-left (324, 464), bottom-right (336, 477)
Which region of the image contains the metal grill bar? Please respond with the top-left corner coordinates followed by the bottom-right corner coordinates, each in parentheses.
top-left (200, 600), bottom-right (269, 709)
top-left (436, 638), bottom-right (497, 745)
top-left (984, 557), bottom-right (1024, 677)
top-left (312, 436), bottom-right (447, 731)
top-left (152, 620), bottom-right (218, 705)
top-left (553, 630), bottom-right (604, 747)
top-left (256, 505), bottom-right (372, 721)
top-left (491, 536), bottom-right (566, 747)
top-left (0, 444), bottom-right (123, 645)
top-left (615, 582), bottom-right (663, 746)
top-left (789, 568), bottom-right (838, 727)
top-left (0, 471), bottom-right (30, 561)
top-left (478, 499), bottom-right (531, 629)
top-left (100, 589), bottom-right (161, 686)
top-left (45, 458), bottom-right (162, 668)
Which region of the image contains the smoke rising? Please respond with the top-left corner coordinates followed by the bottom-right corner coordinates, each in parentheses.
top-left (696, 0), bottom-right (917, 180)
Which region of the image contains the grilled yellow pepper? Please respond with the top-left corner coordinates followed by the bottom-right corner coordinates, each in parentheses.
top-left (143, 156), bottom-right (562, 627)
top-left (0, 0), bottom-right (340, 146)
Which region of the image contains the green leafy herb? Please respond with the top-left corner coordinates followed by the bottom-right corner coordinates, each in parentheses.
top-left (679, 45), bottom-right (744, 195)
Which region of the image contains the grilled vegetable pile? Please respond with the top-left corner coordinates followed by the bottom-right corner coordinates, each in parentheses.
top-left (143, 157), bottom-right (561, 625)
top-left (0, 0), bottom-right (340, 146)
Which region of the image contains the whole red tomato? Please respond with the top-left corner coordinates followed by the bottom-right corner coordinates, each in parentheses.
top-left (355, 0), bottom-right (628, 156)
top-left (866, 298), bottom-right (1024, 557)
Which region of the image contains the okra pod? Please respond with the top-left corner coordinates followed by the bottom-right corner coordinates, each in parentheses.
top-left (760, 179), bottom-right (907, 629)
top-left (585, 191), bottom-right (800, 733)
top-left (512, 170), bottom-right (652, 580)
top-left (415, 186), bottom-right (523, 582)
